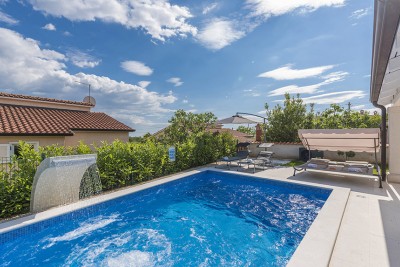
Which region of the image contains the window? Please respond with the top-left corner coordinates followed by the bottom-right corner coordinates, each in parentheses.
top-left (9, 142), bottom-right (39, 158)
top-left (0, 144), bottom-right (10, 162)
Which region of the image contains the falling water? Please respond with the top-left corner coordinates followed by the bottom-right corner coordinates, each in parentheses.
top-left (30, 154), bottom-right (102, 213)
top-left (79, 163), bottom-right (102, 199)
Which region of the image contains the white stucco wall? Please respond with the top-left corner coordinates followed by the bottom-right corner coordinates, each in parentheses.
top-left (388, 106), bottom-right (400, 183)
top-left (249, 143), bottom-right (303, 159)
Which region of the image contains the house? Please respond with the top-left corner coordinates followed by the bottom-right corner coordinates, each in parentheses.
top-left (0, 92), bottom-right (134, 158)
top-left (207, 124), bottom-right (255, 143)
top-left (152, 123), bottom-right (255, 143)
top-left (370, 0), bottom-right (400, 183)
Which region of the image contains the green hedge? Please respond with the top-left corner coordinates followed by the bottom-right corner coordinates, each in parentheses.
top-left (0, 133), bottom-right (236, 219)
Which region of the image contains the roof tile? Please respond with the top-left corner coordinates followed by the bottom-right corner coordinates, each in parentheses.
top-left (0, 105), bottom-right (134, 135)
top-left (0, 92), bottom-right (94, 106)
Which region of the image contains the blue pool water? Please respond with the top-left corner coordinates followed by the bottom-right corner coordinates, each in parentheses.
top-left (0, 171), bottom-right (331, 266)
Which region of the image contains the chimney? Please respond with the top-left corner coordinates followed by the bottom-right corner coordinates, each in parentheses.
top-left (255, 124), bottom-right (262, 142)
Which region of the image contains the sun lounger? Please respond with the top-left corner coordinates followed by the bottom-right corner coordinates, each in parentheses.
top-left (217, 150), bottom-right (249, 169)
top-left (293, 158), bottom-right (374, 176)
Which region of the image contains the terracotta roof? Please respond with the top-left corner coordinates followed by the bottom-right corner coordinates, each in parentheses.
top-left (0, 105), bottom-right (134, 135)
top-left (0, 92), bottom-right (94, 107)
top-left (254, 141), bottom-right (302, 145)
top-left (208, 128), bottom-right (255, 143)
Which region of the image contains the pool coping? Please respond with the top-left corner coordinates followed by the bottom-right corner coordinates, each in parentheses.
top-left (0, 167), bottom-right (350, 266)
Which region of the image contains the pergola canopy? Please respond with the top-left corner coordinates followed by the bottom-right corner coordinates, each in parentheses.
top-left (298, 128), bottom-right (381, 153)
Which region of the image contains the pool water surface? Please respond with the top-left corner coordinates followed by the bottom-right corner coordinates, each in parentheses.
top-left (0, 170), bottom-right (331, 266)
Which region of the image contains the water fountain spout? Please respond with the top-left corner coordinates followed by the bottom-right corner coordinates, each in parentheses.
top-left (30, 154), bottom-right (102, 213)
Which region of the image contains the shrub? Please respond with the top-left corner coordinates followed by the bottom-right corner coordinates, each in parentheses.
top-left (0, 130), bottom-right (236, 219)
top-left (0, 142), bottom-right (40, 218)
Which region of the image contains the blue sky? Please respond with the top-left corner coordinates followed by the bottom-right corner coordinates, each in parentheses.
top-left (0, 0), bottom-right (374, 136)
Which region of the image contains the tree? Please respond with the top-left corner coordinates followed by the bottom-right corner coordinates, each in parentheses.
top-left (264, 93), bottom-right (309, 142)
top-left (162, 109), bottom-right (217, 144)
top-left (314, 104), bottom-right (345, 129)
top-left (236, 126), bottom-right (255, 136)
top-left (314, 104), bottom-right (381, 129)
top-left (264, 94), bottom-right (382, 142)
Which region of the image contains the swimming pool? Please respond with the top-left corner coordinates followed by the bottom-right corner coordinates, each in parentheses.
top-left (0, 170), bottom-right (332, 266)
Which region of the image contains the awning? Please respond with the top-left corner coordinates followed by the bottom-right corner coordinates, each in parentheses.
top-left (370, 0), bottom-right (400, 105)
top-left (298, 128), bottom-right (381, 153)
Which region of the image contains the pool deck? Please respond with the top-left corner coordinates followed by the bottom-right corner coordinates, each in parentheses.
top-left (219, 164), bottom-right (400, 267)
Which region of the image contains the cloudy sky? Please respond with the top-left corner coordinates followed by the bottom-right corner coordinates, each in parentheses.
top-left (0, 0), bottom-right (374, 136)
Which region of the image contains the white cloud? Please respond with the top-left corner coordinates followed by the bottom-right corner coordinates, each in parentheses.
top-left (138, 81), bottom-right (151, 88)
top-left (243, 89), bottom-right (261, 97)
top-left (182, 99), bottom-right (188, 104)
top-left (268, 71), bottom-right (348, 96)
top-left (42, 23), bottom-right (56, 31)
top-left (269, 84), bottom-right (322, 96)
top-left (321, 71), bottom-right (348, 81)
top-left (121, 61), bottom-right (153, 76)
top-left (196, 18), bottom-right (245, 50)
top-left (350, 8), bottom-right (370, 20)
top-left (195, 0), bottom-right (345, 50)
top-left (0, 10), bottom-right (18, 25)
top-left (167, 77), bottom-right (183, 87)
top-left (258, 64), bottom-right (334, 80)
top-left (66, 49), bottom-right (101, 68)
top-left (246, 0), bottom-right (345, 17)
top-left (302, 91), bottom-right (365, 104)
top-left (63, 31), bottom-right (72, 36)
top-left (0, 28), bottom-right (177, 130)
top-left (202, 3), bottom-right (218, 15)
top-left (351, 104), bottom-right (365, 110)
top-left (27, 0), bottom-right (197, 41)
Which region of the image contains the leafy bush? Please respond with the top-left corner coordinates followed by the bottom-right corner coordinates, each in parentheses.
top-left (0, 110), bottom-right (236, 219)
top-left (0, 130), bottom-right (235, 219)
top-left (0, 142), bottom-right (40, 218)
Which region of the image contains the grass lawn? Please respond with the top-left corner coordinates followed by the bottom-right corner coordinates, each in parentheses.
top-left (282, 160), bottom-right (304, 167)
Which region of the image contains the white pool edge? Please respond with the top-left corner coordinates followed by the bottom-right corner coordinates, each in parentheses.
top-left (0, 169), bottom-right (203, 234)
top-left (0, 167), bottom-right (350, 267)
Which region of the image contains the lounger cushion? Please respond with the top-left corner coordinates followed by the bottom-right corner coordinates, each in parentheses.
top-left (347, 167), bottom-right (367, 173)
top-left (309, 158), bottom-right (330, 164)
top-left (327, 165), bottom-right (344, 171)
top-left (307, 163), bottom-right (328, 169)
top-left (346, 161), bottom-right (369, 165)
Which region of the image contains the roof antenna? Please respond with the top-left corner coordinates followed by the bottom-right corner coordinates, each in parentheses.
top-left (75, 81), bottom-right (94, 105)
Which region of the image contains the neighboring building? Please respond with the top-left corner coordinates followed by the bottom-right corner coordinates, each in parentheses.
top-left (152, 123), bottom-right (255, 143)
top-left (370, 0), bottom-right (400, 182)
top-left (0, 92), bottom-right (134, 158)
top-left (207, 124), bottom-right (255, 143)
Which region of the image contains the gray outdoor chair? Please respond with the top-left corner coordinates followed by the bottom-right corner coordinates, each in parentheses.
top-left (217, 150), bottom-right (250, 169)
top-left (238, 150), bottom-right (274, 173)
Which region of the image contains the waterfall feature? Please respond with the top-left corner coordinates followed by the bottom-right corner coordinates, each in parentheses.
top-left (30, 154), bottom-right (102, 213)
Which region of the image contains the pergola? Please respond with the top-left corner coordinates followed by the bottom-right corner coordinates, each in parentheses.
top-left (298, 128), bottom-right (382, 188)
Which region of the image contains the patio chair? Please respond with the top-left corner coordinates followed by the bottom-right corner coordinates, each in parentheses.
top-left (217, 150), bottom-right (250, 169)
top-left (238, 150), bottom-right (274, 173)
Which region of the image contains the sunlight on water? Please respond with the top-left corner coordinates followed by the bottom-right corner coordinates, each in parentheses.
top-left (42, 214), bottom-right (119, 248)
top-left (0, 171), bottom-right (331, 266)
